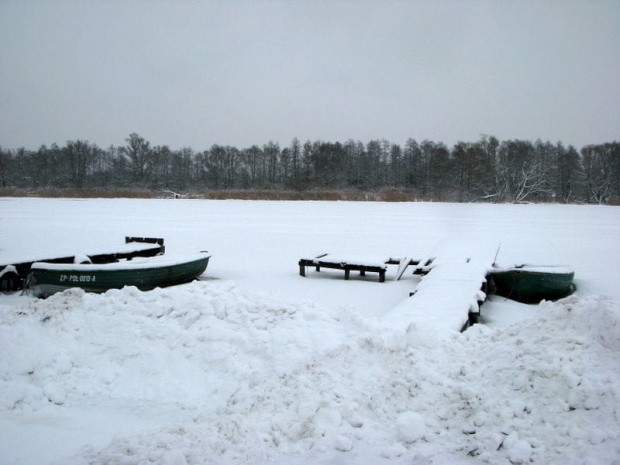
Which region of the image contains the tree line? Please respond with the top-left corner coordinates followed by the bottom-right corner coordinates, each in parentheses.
top-left (1, 134), bottom-right (618, 204)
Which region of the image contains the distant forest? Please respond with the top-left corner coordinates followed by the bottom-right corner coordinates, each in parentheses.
top-left (1, 134), bottom-right (619, 204)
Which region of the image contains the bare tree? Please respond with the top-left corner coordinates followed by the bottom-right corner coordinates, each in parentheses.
top-left (581, 143), bottom-right (619, 204)
top-left (513, 161), bottom-right (550, 202)
top-left (452, 141), bottom-right (494, 202)
top-left (241, 145), bottom-right (264, 187)
top-left (169, 147), bottom-right (194, 191)
top-left (554, 143), bottom-right (583, 203)
top-left (64, 140), bottom-right (96, 189)
top-left (496, 140), bottom-right (551, 202)
top-left (263, 141), bottom-right (280, 186)
top-left (289, 137), bottom-right (301, 185)
top-left (0, 147), bottom-right (12, 187)
top-left (122, 133), bottom-right (157, 186)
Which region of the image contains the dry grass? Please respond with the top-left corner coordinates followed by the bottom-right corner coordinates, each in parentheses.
top-left (0, 187), bottom-right (155, 199)
top-left (197, 190), bottom-right (392, 201)
top-left (1, 186), bottom-right (617, 204)
top-left (0, 187), bottom-right (31, 197)
top-left (196, 189), bottom-right (436, 202)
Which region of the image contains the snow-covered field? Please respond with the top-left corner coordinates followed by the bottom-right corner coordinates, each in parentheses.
top-left (1, 198), bottom-right (619, 465)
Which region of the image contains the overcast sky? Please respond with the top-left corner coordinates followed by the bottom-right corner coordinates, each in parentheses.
top-left (1, 1), bottom-right (618, 151)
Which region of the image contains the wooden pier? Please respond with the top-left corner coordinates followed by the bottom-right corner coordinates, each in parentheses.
top-left (383, 242), bottom-right (499, 333)
top-left (299, 254), bottom-right (426, 283)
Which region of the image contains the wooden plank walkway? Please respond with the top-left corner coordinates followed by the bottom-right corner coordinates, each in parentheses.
top-left (383, 241), bottom-right (499, 334)
top-left (299, 254), bottom-right (425, 282)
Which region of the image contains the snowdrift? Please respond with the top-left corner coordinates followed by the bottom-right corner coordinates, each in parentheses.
top-left (1, 282), bottom-right (619, 464)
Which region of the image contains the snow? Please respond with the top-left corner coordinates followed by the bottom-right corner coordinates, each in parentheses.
top-left (302, 254), bottom-right (392, 268)
top-left (1, 198), bottom-right (620, 465)
top-left (31, 253), bottom-right (210, 271)
top-left (0, 265), bottom-right (18, 279)
top-left (0, 239), bottom-right (160, 268)
top-left (496, 265), bottom-right (575, 274)
top-left (384, 259), bottom-right (489, 333)
top-left (385, 240), bottom-right (499, 334)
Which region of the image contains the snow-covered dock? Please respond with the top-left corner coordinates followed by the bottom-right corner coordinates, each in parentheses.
top-left (299, 254), bottom-right (425, 282)
top-left (383, 241), bottom-right (500, 334)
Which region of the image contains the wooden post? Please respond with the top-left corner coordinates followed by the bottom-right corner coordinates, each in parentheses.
top-left (344, 269), bottom-right (350, 280)
top-left (299, 264), bottom-right (306, 277)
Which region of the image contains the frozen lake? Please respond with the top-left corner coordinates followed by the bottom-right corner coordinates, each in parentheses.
top-left (2, 198), bottom-right (619, 314)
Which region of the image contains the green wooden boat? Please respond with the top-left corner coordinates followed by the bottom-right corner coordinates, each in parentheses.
top-left (489, 265), bottom-right (575, 303)
top-left (30, 252), bottom-right (211, 297)
top-left (0, 236), bottom-right (166, 292)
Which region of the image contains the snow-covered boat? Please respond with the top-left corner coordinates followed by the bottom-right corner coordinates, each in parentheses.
top-left (30, 252), bottom-right (211, 297)
top-left (488, 265), bottom-right (575, 303)
top-left (0, 236), bottom-right (165, 292)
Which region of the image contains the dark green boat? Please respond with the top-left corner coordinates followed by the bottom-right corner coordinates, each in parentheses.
top-left (489, 265), bottom-right (575, 304)
top-left (30, 252), bottom-right (211, 297)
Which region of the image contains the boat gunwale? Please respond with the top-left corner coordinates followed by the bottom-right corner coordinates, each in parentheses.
top-left (31, 253), bottom-right (211, 273)
top-left (489, 266), bottom-right (574, 277)
top-left (30, 253), bottom-right (211, 297)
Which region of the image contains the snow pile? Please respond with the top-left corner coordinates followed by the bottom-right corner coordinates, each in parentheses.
top-left (0, 281), bottom-right (351, 415)
top-left (2, 282), bottom-right (619, 464)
